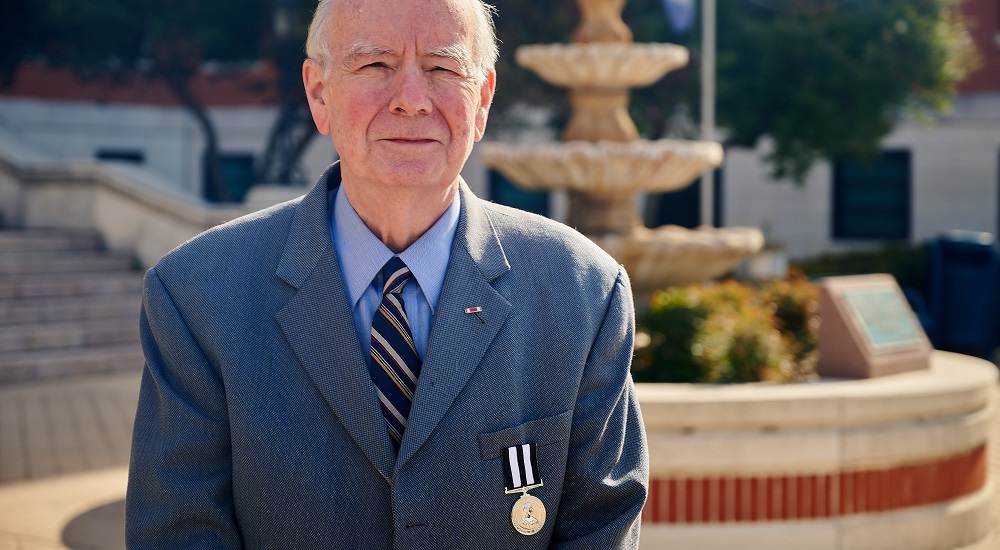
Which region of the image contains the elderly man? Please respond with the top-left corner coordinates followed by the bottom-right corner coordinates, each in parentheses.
top-left (126, 0), bottom-right (648, 547)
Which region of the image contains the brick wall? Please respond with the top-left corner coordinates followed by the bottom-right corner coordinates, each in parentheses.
top-left (959, 0), bottom-right (1000, 92)
top-left (643, 445), bottom-right (987, 524)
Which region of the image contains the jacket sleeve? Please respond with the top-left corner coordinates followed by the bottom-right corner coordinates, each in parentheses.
top-left (551, 267), bottom-right (649, 549)
top-left (126, 268), bottom-right (244, 549)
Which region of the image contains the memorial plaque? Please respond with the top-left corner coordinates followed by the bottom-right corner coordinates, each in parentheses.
top-left (818, 274), bottom-right (931, 378)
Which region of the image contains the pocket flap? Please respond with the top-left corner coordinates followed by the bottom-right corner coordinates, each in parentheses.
top-left (478, 410), bottom-right (573, 460)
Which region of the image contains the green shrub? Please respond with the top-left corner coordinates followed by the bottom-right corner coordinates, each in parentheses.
top-left (760, 278), bottom-right (820, 378)
top-left (631, 288), bottom-right (709, 383)
top-left (633, 278), bottom-right (819, 384)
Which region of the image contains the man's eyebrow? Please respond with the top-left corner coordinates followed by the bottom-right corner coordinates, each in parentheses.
top-left (427, 44), bottom-right (475, 74)
top-left (341, 40), bottom-right (394, 67)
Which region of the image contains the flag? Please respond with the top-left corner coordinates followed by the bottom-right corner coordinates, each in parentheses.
top-left (661, 0), bottom-right (695, 35)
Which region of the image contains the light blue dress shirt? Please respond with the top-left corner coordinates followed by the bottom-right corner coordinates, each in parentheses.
top-left (329, 185), bottom-right (460, 361)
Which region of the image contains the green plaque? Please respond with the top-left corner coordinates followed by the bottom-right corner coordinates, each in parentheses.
top-left (840, 288), bottom-right (924, 354)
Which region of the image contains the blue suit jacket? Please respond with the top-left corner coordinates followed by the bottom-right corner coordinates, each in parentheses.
top-left (126, 163), bottom-right (648, 549)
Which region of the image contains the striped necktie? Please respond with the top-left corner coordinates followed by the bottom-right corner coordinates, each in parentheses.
top-left (369, 257), bottom-right (421, 452)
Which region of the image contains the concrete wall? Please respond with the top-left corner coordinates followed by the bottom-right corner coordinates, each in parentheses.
top-left (0, 134), bottom-right (255, 268)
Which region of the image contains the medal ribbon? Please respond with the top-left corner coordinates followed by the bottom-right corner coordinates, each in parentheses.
top-left (504, 443), bottom-right (542, 492)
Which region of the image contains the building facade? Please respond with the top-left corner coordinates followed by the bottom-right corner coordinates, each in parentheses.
top-left (721, 0), bottom-right (1000, 258)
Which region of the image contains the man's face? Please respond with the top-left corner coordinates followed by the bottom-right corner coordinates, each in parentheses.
top-left (304, 0), bottom-right (495, 196)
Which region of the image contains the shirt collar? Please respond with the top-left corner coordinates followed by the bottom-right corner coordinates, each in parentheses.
top-left (331, 184), bottom-right (460, 314)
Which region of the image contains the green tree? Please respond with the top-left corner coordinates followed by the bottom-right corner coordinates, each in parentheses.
top-left (492, 0), bottom-right (977, 183)
top-left (0, 0), bottom-right (48, 85)
top-left (3, 0), bottom-right (271, 201)
top-left (256, 0), bottom-right (317, 186)
top-left (489, 0), bottom-right (579, 129)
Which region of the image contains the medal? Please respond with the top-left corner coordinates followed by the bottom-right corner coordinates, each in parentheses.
top-left (511, 491), bottom-right (546, 535)
top-left (504, 443), bottom-right (545, 536)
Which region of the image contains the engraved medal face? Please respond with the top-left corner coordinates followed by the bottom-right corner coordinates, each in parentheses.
top-left (511, 493), bottom-right (546, 536)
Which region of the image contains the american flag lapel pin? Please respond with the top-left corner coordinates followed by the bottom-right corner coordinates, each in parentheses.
top-left (464, 306), bottom-right (485, 324)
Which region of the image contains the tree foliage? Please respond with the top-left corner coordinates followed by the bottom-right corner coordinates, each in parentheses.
top-left (256, 0), bottom-right (317, 186)
top-left (3, 0), bottom-right (272, 201)
top-left (0, 0), bottom-right (48, 85)
top-left (489, 0), bottom-right (579, 129)
top-left (491, 0), bottom-right (978, 183)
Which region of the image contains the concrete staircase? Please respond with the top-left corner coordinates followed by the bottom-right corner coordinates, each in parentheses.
top-left (0, 231), bottom-right (145, 384)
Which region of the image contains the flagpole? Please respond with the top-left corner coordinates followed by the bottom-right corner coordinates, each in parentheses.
top-left (700, 0), bottom-right (716, 227)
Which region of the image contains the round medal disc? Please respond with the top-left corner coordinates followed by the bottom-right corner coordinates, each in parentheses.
top-left (511, 493), bottom-right (546, 536)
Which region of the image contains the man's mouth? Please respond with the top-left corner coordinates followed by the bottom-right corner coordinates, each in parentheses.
top-left (385, 138), bottom-right (436, 144)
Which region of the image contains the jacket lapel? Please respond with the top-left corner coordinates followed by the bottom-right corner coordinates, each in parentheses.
top-left (273, 164), bottom-right (396, 481)
top-left (398, 183), bottom-right (512, 468)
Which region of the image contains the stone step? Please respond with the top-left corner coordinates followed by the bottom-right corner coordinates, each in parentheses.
top-left (0, 294), bottom-right (140, 325)
top-left (0, 343), bottom-right (144, 385)
top-left (0, 231), bottom-right (103, 253)
top-left (0, 318), bottom-right (139, 352)
top-left (0, 251), bottom-right (134, 276)
top-left (0, 231), bottom-right (146, 383)
top-left (0, 272), bottom-right (144, 300)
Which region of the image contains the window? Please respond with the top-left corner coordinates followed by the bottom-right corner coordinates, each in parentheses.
top-left (645, 167), bottom-right (723, 229)
top-left (832, 150), bottom-right (911, 240)
top-left (204, 153), bottom-right (255, 203)
top-left (95, 149), bottom-right (145, 164)
top-left (488, 169), bottom-right (550, 217)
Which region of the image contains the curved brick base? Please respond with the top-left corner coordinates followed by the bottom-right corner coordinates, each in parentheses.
top-left (636, 352), bottom-right (998, 549)
top-left (642, 445), bottom-right (986, 524)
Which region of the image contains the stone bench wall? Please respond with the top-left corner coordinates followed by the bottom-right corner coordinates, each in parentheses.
top-left (0, 149), bottom-right (302, 268)
top-left (636, 351), bottom-right (996, 550)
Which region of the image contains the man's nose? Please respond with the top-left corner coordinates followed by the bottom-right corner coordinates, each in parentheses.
top-left (389, 65), bottom-right (432, 116)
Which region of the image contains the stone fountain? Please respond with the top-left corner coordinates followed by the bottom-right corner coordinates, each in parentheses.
top-left (481, 0), bottom-right (764, 294)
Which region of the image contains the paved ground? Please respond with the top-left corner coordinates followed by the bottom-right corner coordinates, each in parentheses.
top-left (1, 368), bottom-right (1000, 549)
top-left (0, 373), bottom-right (137, 484)
top-left (0, 372), bottom-right (138, 550)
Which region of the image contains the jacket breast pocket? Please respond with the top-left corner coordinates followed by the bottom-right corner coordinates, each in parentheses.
top-left (474, 411), bottom-right (573, 543)
top-left (477, 410), bottom-right (573, 460)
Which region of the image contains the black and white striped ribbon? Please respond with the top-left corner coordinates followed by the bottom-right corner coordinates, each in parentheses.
top-left (504, 443), bottom-right (542, 492)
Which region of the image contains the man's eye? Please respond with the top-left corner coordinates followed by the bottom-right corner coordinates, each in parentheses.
top-left (362, 62), bottom-right (389, 70)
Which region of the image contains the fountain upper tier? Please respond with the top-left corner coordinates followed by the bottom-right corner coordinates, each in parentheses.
top-left (480, 139), bottom-right (723, 196)
top-left (516, 43), bottom-right (688, 90)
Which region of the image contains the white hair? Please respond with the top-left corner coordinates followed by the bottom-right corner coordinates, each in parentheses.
top-left (306, 0), bottom-right (499, 81)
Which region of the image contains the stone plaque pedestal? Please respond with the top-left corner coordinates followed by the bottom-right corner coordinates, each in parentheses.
top-left (818, 274), bottom-right (931, 378)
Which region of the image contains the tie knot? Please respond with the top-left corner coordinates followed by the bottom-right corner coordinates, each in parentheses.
top-left (381, 257), bottom-right (412, 295)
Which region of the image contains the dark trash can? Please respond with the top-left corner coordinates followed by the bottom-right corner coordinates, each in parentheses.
top-left (927, 231), bottom-right (999, 362)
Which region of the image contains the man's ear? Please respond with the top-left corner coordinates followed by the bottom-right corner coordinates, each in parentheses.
top-left (474, 70), bottom-right (496, 142)
top-left (303, 59), bottom-right (332, 135)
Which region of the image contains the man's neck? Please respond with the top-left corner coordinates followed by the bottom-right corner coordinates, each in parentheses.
top-left (342, 181), bottom-right (459, 254)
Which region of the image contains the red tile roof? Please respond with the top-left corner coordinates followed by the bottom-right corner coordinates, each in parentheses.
top-left (0, 62), bottom-right (280, 106)
top-left (959, 0), bottom-right (1000, 92)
